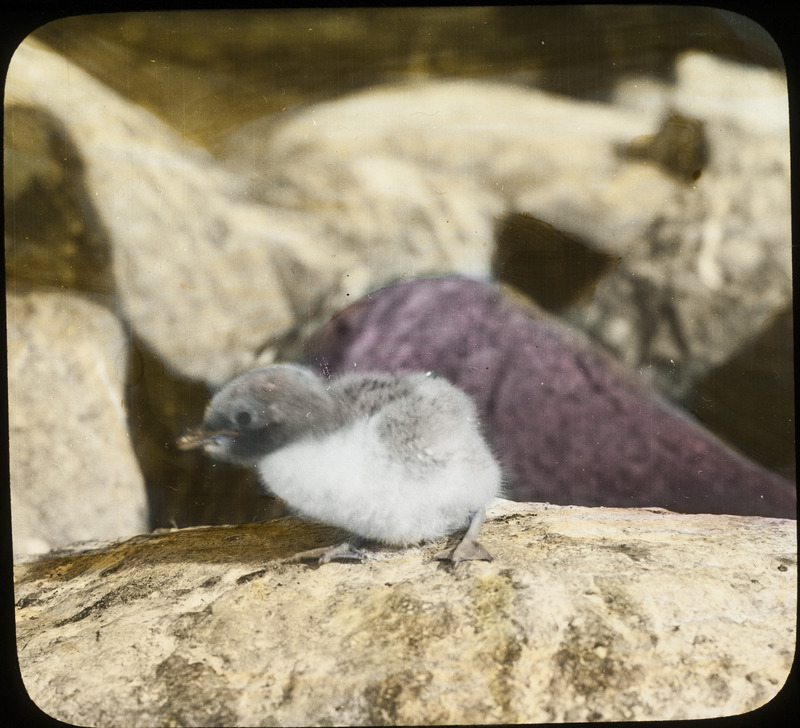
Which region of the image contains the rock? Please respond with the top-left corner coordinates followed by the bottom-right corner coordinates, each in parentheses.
top-left (30, 8), bottom-right (777, 149)
top-left (8, 39), bottom-right (789, 401)
top-left (220, 52), bottom-right (791, 402)
top-left (4, 41), bottom-right (297, 533)
top-left (4, 40), bottom-right (492, 385)
top-left (6, 40), bottom-right (299, 385)
top-left (304, 276), bottom-right (795, 518)
top-left (559, 51), bottom-right (792, 400)
top-left (3, 103), bottom-right (112, 295)
top-left (13, 500), bottom-right (796, 724)
top-left (218, 77), bottom-right (649, 209)
top-left (7, 291), bottom-right (149, 557)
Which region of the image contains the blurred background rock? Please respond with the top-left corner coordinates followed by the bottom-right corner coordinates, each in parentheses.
top-left (28, 7), bottom-right (783, 148)
top-left (4, 7), bottom-right (793, 556)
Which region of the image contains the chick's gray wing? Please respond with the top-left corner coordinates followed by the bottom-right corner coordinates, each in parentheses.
top-left (371, 375), bottom-right (480, 475)
top-left (332, 373), bottom-right (416, 417)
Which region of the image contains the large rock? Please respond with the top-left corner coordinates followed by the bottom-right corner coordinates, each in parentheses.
top-left (31, 8), bottom-right (780, 148)
top-left (7, 39), bottom-right (789, 400)
top-left (564, 51), bottom-right (792, 398)
top-left (221, 51), bottom-right (790, 401)
top-left (6, 40), bottom-right (297, 385)
top-left (304, 276), bottom-right (795, 518)
top-left (14, 500), bottom-right (796, 725)
top-left (7, 291), bottom-right (149, 556)
top-left (3, 40), bottom-right (491, 386)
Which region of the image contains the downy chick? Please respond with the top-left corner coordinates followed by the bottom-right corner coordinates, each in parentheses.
top-left (179, 364), bottom-right (501, 564)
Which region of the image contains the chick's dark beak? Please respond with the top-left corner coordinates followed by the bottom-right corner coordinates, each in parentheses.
top-left (176, 427), bottom-right (239, 451)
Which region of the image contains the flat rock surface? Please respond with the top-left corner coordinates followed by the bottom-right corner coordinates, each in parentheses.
top-left (14, 500), bottom-right (796, 725)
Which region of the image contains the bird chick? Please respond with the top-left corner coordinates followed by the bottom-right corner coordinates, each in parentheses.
top-left (179, 364), bottom-right (501, 565)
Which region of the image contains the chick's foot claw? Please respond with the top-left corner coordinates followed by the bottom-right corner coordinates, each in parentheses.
top-left (435, 539), bottom-right (492, 565)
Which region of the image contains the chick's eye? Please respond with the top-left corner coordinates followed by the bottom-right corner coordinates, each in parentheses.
top-left (235, 411), bottom-right (253, 427)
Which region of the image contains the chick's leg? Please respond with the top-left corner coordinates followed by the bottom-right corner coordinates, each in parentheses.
top-left (288, 539), bottom-right (367, 565)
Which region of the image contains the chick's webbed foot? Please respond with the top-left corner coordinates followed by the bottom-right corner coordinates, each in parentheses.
top-left (435, 508), bottom-right (493, 565)
top-left (436, 539), bottom-right (493, 565)
top-left (288, 540), bottom-right (367, 565)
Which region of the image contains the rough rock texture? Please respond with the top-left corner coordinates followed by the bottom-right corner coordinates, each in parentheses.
top-left (6, 291), bottom-right (149, 557)
top-left (305, 276), bottom-right (795, 518)
top-left (14, 500), bottom-right (796, 725)
top-left (569, 52), bottom-right (792, 399)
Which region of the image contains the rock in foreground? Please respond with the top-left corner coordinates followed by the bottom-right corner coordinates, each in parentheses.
top-left (14, 500), bottom-right (796, 725)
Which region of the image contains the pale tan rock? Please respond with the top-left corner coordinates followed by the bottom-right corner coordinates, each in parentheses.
top-left (7, 40), bottom-right (790, 402)
top-left (220, 77), bottom-right (648, 215)
top-left (5, 40), bottom-right (298, 385)
top-left (7, 291), bottom-right (149, 557)
top-left (220, 53), bottom-right (791, 400)
top-left (4, 41), bottom-right (498, 385)
top-left (14, 500), bottom-right (796, 725)
top-left (568, 51), bottom-right (792, 397)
